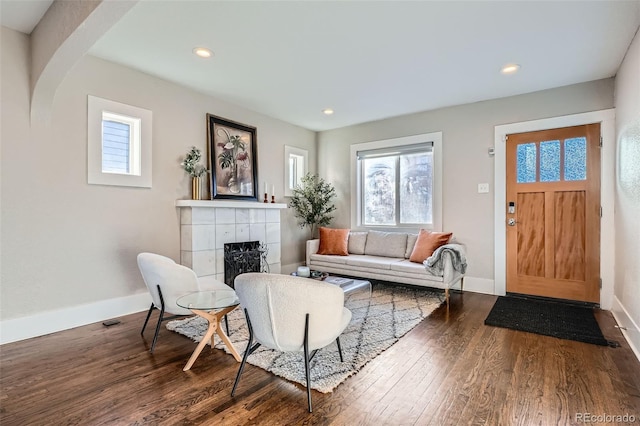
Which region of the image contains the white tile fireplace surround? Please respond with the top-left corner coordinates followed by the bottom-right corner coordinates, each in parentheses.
top-left (176, 200), bottom-right (288, 283)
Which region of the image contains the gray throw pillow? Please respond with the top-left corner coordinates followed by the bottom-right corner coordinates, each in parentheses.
top-left (364, 231), bottom-right (408, 258)
top-left (348, 232), bottom-right (368, 254)
top-left (405, 233), bottom-right (418, 258)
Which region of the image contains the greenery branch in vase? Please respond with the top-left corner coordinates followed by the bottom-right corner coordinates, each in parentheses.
top-left (289, 173), bottom-right (337, 238)
top-left (181, 146), bottom-right (208, 200)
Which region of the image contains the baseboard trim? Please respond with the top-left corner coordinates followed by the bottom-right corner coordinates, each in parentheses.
top-left (0, 292), bottom-right (151, 345)
top-left (461, 276), bottom-right (495, 295)
top-left (281, 262), bottom-right (304, 275)
top-left (611, 296), bottom-right (640, 363)
top-left (0, 275), bottom-right (497, 345)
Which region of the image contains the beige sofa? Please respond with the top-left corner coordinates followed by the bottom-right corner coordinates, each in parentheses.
top-left (306, 230), bottom-right (465, 303)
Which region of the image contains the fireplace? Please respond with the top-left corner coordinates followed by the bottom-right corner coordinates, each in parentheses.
top-left (223, 241), bottom-right (268, 288)
top-left (176, 200), bottom-right (286, 283)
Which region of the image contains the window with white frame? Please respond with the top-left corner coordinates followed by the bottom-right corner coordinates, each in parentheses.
top-left (351, 132), bottom-right (442, 230)
top-left (87, 96), bottom-right (152, 188)
top-left (284, 145), bottom-right (308, 196)
top-left (101, 112), bottom-right (140, 175)
top-left (289, 153), bottom-right (304, 188)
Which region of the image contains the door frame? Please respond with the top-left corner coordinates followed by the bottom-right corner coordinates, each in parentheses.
top-left (494, 109), bottom-right (615, 309)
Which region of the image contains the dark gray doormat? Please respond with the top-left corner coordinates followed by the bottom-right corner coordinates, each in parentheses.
top-left (484, 296), bottom-right (617, 347)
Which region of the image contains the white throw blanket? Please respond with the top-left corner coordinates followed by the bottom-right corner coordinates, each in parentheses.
top-left (423, 243), bottom-right (467, 276)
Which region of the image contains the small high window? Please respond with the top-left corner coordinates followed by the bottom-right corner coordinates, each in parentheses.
top-left (101, 112), bottom-right (141, 175)
top-left (88, 96), bottom-right (152, 188)
top-left (284, 145), bottom-right (308, 197)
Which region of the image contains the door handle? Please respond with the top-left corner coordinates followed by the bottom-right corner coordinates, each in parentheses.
top-left (507, 218), bottom-right (517, 226)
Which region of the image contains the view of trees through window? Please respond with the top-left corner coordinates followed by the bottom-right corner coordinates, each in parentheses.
top-left (363, 156), bottom-right (396, 225)
top-left (362, 151), bottom-right (432, 226)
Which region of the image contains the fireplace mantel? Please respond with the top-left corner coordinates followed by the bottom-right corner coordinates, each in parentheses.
top-left (176, 199), bottom-right (286, 283)
top-left (176, 199), bottom-right (288, 209)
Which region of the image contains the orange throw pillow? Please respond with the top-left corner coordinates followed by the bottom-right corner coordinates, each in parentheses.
top-left (317, 227), bottom-right (350, 256)
top-left (409, 229), bottom-right (452, 263)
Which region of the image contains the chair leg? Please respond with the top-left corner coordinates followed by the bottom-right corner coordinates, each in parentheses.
top-left (460, 277), bottom-right (465, 292)
top-left (336, 337), bottom-right (344, 362)
top-left (224, 314), bottom-right (230, 336)
top-left (150, 304), bottom-right (164, 354)
top-left (304, 313), bottom-right (312, 413)
top-left (140, 303), bottom-right (155, 335)
top-left (308, 349), bottom-right (319, 362)
top-left (232, 309), bottom-right (260, 396)
top-left (149, 285), bottom-right (166, 354)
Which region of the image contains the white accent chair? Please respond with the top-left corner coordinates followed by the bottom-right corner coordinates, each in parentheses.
top-left (231, 273), bottom-right (352, 412)
top-left (137, 252), bottom-right (232, 353)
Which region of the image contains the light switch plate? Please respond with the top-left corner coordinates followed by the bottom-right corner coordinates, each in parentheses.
top-left (478, 183), bottom-right (490, 193)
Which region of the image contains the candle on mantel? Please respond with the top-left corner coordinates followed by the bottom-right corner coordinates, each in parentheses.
top-left (264, 182), bottom-right (267, 194)
top-left (272, 185), bottom-right (275, 197)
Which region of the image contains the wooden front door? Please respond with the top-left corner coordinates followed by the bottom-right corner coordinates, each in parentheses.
top-left (506, 124), bottom-right (601, 303)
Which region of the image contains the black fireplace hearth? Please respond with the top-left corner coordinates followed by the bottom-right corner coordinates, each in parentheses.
top-left (223, 241), bottom-right (268, 288)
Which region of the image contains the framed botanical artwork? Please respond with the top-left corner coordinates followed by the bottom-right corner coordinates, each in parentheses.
top-left (206, 114), bottom-right (258, 201)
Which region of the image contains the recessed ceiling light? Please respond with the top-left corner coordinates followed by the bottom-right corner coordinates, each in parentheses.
top-left (322, 108), bottom-right (334, 115)
top-left (501, 64), bottom-right (520, 74)
top-left (193, 47), bottom-right (213, 58)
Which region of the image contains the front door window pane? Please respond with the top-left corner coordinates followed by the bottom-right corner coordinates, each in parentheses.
top-left (564, 137), bottom-right (587, 181)
top-left (540, 140), bottom-right (560, 182)
top-left (517, 143), bottom-right (537, 183)
top-left (363, 157), bottom-right (396, 225)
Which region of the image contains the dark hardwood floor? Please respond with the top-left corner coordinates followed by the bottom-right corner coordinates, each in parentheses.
top-left (1, 290), bottom-right (639, 425)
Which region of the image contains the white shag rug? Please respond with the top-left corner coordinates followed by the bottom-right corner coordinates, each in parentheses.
top-left (167, 283), bottom-right (444, 393)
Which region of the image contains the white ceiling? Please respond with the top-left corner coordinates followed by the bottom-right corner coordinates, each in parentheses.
top-left (3, 1), bottom-right (640, 131)
top-left (0, 0), bottom-right (53, 34)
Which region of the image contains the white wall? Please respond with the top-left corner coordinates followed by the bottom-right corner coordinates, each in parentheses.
top-left (0, 27), bottom-right (315, 331)
top-left (613, 28), bottom-right (640, 358)
top-left (318, 79), bottom-right (615, 290)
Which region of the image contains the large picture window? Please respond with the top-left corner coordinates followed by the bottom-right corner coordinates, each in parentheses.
top-left (351, 132), bottom-right (442, 230)
top-left (360, 144), bottom-right (433, 225)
